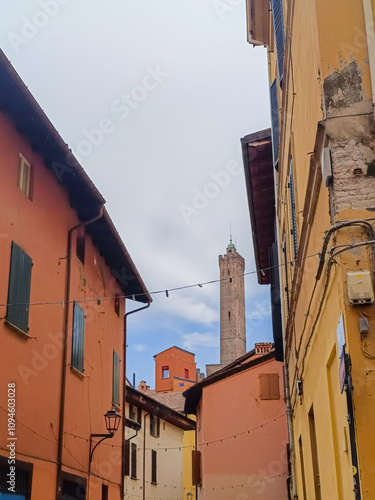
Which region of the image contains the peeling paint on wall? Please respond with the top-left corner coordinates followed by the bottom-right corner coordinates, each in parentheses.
top-left (324, 61), bottom-right (364, 114)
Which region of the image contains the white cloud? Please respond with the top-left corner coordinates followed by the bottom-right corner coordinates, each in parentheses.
top-left (247, 301), bottom-right (271, 320)
top-left (182, 331), bottom-right (219, 351)
top-left (132, 344), bottom-right (146, 352)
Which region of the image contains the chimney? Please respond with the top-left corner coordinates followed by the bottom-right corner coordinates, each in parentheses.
top-left (254, 342), bottom-right (273, 355)
top-left (138, 380), bottom-right (150, 391)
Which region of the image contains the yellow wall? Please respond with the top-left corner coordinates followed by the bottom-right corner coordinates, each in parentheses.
top-left (124, 402), bottom-right (185, 499)
top-left (183, 424), bottom-right (196, 500)
top-left (256, 0), bottom-right (375, 498)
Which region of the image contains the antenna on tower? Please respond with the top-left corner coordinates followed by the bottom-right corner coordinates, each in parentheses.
top-left (229, 222), bottom-right (232, 244)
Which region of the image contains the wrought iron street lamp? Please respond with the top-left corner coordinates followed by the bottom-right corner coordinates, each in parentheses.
top-left (89, 408), bottom-right (121, 468)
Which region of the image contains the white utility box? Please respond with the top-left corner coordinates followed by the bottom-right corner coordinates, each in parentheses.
top-left (347, 270), bottom-right (374, 305)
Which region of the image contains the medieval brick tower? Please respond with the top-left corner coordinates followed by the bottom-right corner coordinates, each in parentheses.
top-left (219, 239), bottom-right (246, 364)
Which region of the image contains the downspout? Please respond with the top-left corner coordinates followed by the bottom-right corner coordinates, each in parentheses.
top-left (121, 303), bottom-right (151, 498)
top-left (142, 413), bottom-right (151, 500)
top-left (56, 206), bottom-right (104, 500)
top-left (363, 0), bottom-right (375, 116)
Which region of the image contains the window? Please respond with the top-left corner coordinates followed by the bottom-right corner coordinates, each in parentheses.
top-left (129, 405), bottom-right (136, 421)
top-left (271, 0), bottom-right (285, 85)
top-left (151, 450), bottom-right (157, 484)
top-left (131, 443), bottom-right (137, 479)
top-left (192, 450), bottom-right (201, 486)
top-left (150, 415), bottom-right (160, 437)
top-left (0, 457), bottom-right (33, 500)
top-left (17, 154), bottom-right (31, 199)
top-left (308, 407), bottom-right (322, 500)
top-left (259, 373), bottom-right (280, 400)
top-left (6, 242), bottom-right (33, 334)
top-left (61, 472), bottom-right (87, 500)
top-left (76, 234), bottom-right (85, 264)
top-left (229, 277), bottom-right (232, 283)
top-left (71, 302), bottom-right (85, 373)
top-left (112, 350), bottom-right (120, 407)
top-left (184, 368), bottom-right (189, 379)
top-left (270, 79), bottom-right (280, 168)
top-left (228, 311), bottom-right (231, 320)
top-left (298, 436), bottom-right (307, 500)
top-left (162, 366), bottom-right (169, 379)
top-left (283, 234), bottom-right (290, 312)
top-left (101, 484), bottom-right (108, 500)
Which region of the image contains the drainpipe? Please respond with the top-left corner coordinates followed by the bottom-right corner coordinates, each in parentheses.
top-left (363, 0), bottom-right (375, 116)
top-left (56, 206), bottom-right (104, 500)
top-left (121, 303), bottom-right (151, 498)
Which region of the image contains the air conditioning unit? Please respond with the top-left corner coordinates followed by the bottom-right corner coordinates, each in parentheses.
top-left (347, 271), bottom-right (374, 305)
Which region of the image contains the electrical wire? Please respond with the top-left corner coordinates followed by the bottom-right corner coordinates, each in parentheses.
top-left (0, 252), bottom-right (321, 309)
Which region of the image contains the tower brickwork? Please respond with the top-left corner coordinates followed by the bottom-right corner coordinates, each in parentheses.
top-left (219, 240), bottom-right (246, 365)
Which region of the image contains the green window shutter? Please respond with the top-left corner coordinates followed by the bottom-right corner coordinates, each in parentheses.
top-left (271, 0), bottom-right (285, 86)
top-left (112, 350), bottom-right (120, 407)
top-left (289, 162), bottom-right (298, 259)
top-left (131, 443), bottom-right (137, 479)
top-left (270, 79), bottom-right (280, 169)
top-left (6, 241), bottom-right (32, 333)
top-left (72, 301), bottom-right (85, 372)
top-left (151, 450), bottom-right (157, 484)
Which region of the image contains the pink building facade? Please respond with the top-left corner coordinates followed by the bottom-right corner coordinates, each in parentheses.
top-left (184, 344), bottom-right (289, 500)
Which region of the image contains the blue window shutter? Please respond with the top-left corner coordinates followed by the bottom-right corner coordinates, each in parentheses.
top-left (271, 0), bottom-right (285, 85)
top-left (113, 350), bottom-right (120, 406)
top-left (270, 79), bottom-right (280, 168)
top-left (72, 302), bottom-right (85, 372)
top-left (289, 163), bottom-right (298, 259)
top-left (269, 241), bottom-right (284, 362)
top-left (6, 242), bottom-right (32, 333)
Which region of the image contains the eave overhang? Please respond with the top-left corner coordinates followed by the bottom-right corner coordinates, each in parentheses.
top-left (241, 129), bottom-right (276, 285)
top-left (0, 50), bottom-right (151, 303)
top-left (126, 386), bottom-right (196, 431)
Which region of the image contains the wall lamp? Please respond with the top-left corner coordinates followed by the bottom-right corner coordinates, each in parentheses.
top-left (89, 408), bottom-right (121, 468)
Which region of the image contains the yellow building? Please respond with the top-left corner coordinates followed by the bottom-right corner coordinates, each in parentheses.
top-left (244, 1), bottom-right (375, 499)
top-left (124, 385), bottom-right (195, 499)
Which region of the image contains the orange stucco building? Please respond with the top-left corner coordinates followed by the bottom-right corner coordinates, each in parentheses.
top-left (184, 343), bottom-right (289, 500)
top-left (0, 50), bottom-right (150, 500)
top-left (154, 346), bottom-right (197, 393)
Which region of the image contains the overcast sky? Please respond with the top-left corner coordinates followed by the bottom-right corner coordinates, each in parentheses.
top-left (1, 0), bottom-right (272, 387)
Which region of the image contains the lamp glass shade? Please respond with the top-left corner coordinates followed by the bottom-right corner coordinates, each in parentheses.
top-left (104, 408), bottom-right (121, 433)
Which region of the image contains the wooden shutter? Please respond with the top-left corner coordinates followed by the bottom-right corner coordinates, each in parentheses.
top-left (192, 450), bottom-right (201, 486)
top-left (131, 443), bottom-right (137, 479)
top-left (124, 440), bottom-right (130, 476)
top-left (151, 450), bottom-right (157, 484)
top-left (6, 241), bottom-right (32, 333)
top-left (269, 242), bottom-right (284, 362)
top-left (72, 301), bottom-right (85, 372)
top-left (270, 79), bottom-right (280, 169)
top-left (137, 407), bottom-right (142, 427)
top-left (112, 350), bottom-right (120, 407)
top-left (271, 0), bottom-right (285, 85)
top-left (289, 163), bottom-right (298, 259)
top-left (260, 373), bottom-right (280, 400)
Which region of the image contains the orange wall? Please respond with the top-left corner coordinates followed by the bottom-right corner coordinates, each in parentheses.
top-left (0, 110), bottom-right (125, 498)
top-left (155, 347), bottom-right (196, 392)
top-left (197, 357), bottom-right (289, 500)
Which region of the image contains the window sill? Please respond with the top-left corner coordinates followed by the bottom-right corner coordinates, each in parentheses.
top-left (130, 476), bottom-right (138, 481)
top-left (4, 321), bottom-right (30, 340)
top-left (112, 402), bottom-right (121, 411)
top-left (151, 482), bottom-right (157, 485)
top-left (70, 366), bottom-right (85, 379)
